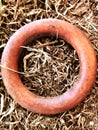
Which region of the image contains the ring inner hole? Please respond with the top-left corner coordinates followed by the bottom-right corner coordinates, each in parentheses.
top-left (18, 36), bottom-right (80, 97)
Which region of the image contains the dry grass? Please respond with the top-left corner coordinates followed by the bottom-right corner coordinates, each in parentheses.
top-left (0, 0), bottom-right (98, 130)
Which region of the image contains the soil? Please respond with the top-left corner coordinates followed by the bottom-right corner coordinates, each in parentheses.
top-left (0, 0), bottom-right (98, 130)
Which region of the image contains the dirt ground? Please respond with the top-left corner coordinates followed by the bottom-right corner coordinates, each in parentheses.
top-left (0, 0), bottom-right (98, 130)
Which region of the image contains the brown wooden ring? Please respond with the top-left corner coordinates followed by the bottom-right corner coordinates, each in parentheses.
top-left (1, 19), bottom-right (97, 114)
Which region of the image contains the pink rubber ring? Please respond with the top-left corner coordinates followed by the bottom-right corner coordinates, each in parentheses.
top-left (1, 19), bottom-right (97, 114)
